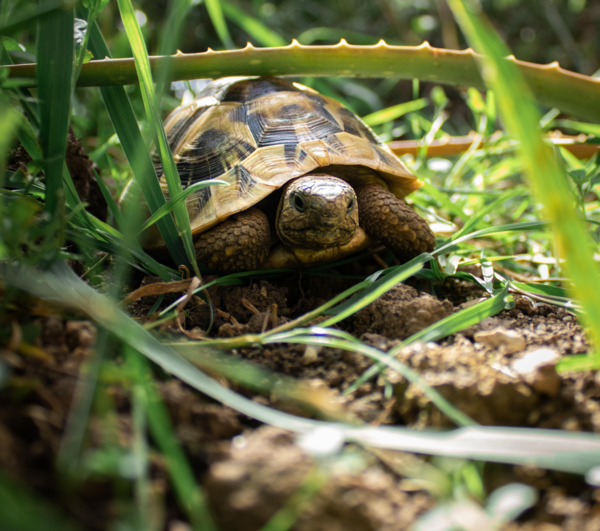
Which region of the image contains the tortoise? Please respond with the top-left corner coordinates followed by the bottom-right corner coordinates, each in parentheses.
top-left (121, 77), bottom-right (435, 272)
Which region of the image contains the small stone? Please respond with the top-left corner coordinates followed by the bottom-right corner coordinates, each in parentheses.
top-left (169, 521), bottom-right (192, 531)
top-left (473, 327), bottom-right (526, 354)
top-left (303, 345), bottom-right (321, 364)
top-left (211, 461), bottom-right (248, 483)
top-left (511, 348), bottom-right (561, 396)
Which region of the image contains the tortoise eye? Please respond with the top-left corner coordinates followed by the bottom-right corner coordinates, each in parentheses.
top-left (294, 195), bottom-right (306, 212)
top-left (347, 197), bottom-right (354, 210)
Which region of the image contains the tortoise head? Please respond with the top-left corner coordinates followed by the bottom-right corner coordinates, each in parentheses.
top-left (276, 175), bottom-right (359, 250)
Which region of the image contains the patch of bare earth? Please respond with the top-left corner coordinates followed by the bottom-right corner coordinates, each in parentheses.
top-left (3, 269), bottom-right (600, 529)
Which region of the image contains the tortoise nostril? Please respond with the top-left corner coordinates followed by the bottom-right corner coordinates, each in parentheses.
top-left (294, 194), bottom-right (306, 212)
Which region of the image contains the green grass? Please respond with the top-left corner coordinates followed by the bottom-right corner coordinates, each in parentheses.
top-left (446, 0), bottom-right (600, 367)
top-left (36, 7), bottom-right (72, 216)
top-left (116, 0), bottom-right (199, 275)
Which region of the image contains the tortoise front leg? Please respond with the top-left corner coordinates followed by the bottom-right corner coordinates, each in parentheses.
top-left (195, 208), bottom-right (271, 273)
top-left (356, 185), bottom-right (435, 263)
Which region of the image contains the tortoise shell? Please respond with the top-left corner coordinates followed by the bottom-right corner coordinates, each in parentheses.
top-left (155, 77), bottom-right (423, 235)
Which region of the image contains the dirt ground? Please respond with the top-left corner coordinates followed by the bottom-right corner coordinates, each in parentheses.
top-left (3, 261), bottom-right (600, 531)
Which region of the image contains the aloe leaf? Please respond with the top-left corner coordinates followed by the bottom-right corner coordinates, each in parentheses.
top-left (297, 27), bottom-right (382, 45)
top-left (7, 42), bottom-right (599, 121)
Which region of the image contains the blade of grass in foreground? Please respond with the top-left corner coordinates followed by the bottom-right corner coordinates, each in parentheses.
top-left (4, 262), bottom-right (600, 475)
top-left (138, 179), bottom-right (227, 234)
top-left (446, 0), bottom-right (600, 365)
top-left (262, 329), bottom-right (475, 427)
top-left (37, 6), bottom-right (72, 215)
top-left (434, 221), bottom-right (547, 255)
top-left (126, 348), bottom-right (217, 531)
top-left (259, 464), bottom-right (329, 531)
top-left (182, 323), bottom-right (474, 427)
top-left (85, 18), bottom-right (189, 269)
top-left (154, 0), bottom-right (193, 104)
top-left (116, 0), bottom-right (198, 274)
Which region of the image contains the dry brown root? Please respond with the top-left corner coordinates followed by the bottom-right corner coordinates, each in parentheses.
top-left (356, 184), bottom-right (435, 263)
top-left (195, 208), bottom-right (271, 273)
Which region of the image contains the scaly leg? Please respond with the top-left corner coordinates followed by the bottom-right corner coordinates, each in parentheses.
top-left (356, 185), bottom-right (435, 262)
top-left (195, 208), bottom-right (271, 273)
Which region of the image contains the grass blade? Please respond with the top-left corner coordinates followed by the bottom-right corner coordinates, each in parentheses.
top-left (205, 0), bottom-right (234, 49)
top-left (446, 0), bottom-right (600, 363)
top-left (0, 471), bottom-right (81, 531)
top-left (264, 329), bottom-right (475, 427)
top-left (434, 221), bottom-right (547, 255)
top-left (0, 0), bottom-right (70, 37)
top-left (154, 0), bottom-right (193, 100)
top-left (448, 188), bottom-right (525, 242)
top-left (362, 98), bottom-right (429, 127)
top-left (126, 348), bottom-right (217, 531)
top-left (117, 0), bottom-right (199, 275)
top-left (221, 1), bottom-right (286, 47)
top-left (37, 6), bottom-right (72, 215)
top-left (320, 253), bottom-right (432, 327)
top-left (138, 179), bottom-right (227, 234)
top-left (5, 262), bottom-right (600, 475)
top-left (85, 18), bottom-right (189, 269)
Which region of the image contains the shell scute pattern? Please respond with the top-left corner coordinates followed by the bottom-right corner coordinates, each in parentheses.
top-left (218, 76), bottom-right (305, 103)
top-left (172, 102), bottom-right (257, 188)
top-left (155, 77), bottom-right (422, 234)
top-left (335, 107), bottom-right (384, 146)
top-left (246, 92), bottom-right (343, 148)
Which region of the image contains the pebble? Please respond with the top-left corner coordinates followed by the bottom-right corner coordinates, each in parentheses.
top-left (303, 345), bottom-right (321, 364)
top-left (511, 347), bottom-right (561, 396)
top-left (473, 327), bottom-right (526, 354)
